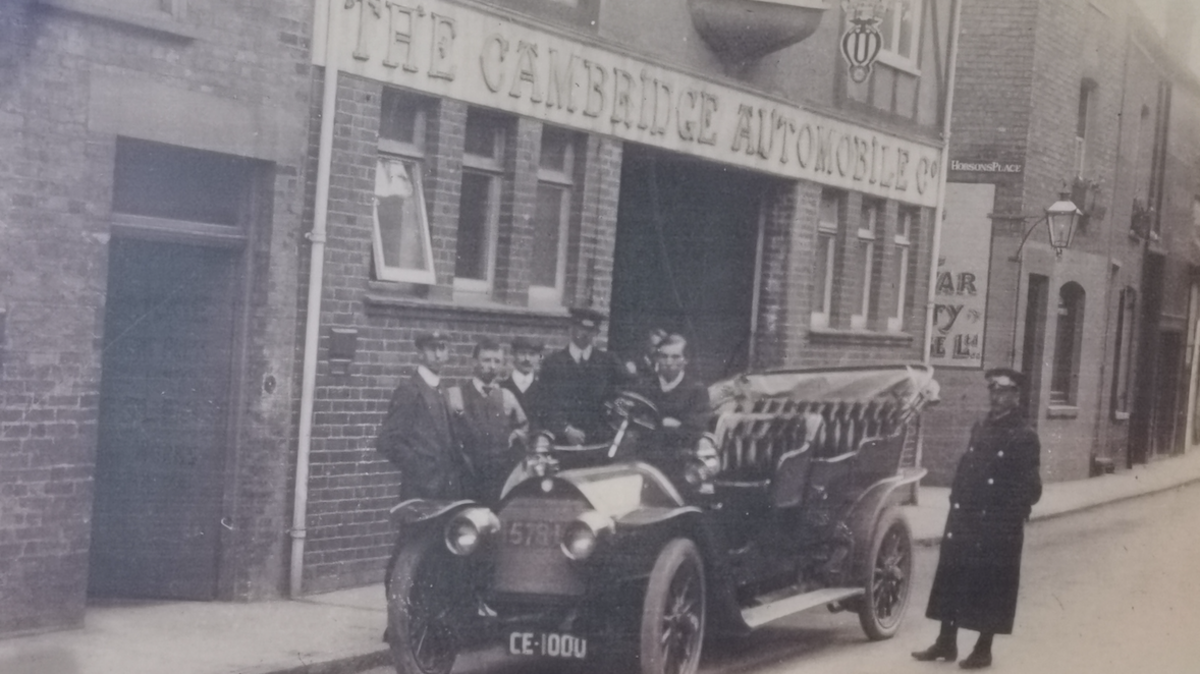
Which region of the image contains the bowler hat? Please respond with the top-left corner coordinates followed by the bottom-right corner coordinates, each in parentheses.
top-left (984, 367), bottom-right (1025, 390)
top-left (511, 335), bottom-right (544, 353)
top-left (414, 330), bottom-right (449, 348)
top-left (568, 306), bottom-right (607, 329)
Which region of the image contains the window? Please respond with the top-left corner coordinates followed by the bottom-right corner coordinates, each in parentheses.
top-left (888, 208), bottom-right (916, 332)
top-left (852, 200), bottom-right (882, 329)
top-left (812, 191), bottom-right (841, 328)
top-left (529, 126), bottom-right (578, 308)
top-left (876, 0), bottom-right (922, 73)
top-left (1111, 287), bottom-right (1136, 418)
top-left (373, 89), bottom-right (435, 284)
top-left (454, 109), bottom-right (509, 296)
top-left (1050, 283), bottom-right (1086, 405)
top-left (1075, 80), bottom-right (1095, 177)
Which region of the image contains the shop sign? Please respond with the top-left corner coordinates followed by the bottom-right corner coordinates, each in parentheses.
top-left (929, 182), bottom-right (994, 368)
top-left (314, 0), bottom-right (943, 208)
top-left (840, 0), bottom-right (885, 84)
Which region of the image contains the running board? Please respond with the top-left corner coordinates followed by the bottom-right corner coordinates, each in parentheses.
top-left (741, 587), bottom-right (864, 629)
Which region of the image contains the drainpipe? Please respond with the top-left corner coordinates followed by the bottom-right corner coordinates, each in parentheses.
top-left (291, 0), bottom-right (341, 598)
top-left (917, 0), bottom-right (963, 487)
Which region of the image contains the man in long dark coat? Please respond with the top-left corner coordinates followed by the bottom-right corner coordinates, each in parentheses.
top-left (912, 368), bottom-right (1042, 669)
top-left (539, 307), bottom-right (626, 445)
top-left (376, 330), bottom-right (464, 500)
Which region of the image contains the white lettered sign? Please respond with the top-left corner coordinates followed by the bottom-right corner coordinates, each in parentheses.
top-left (930, 182), bottom-right (994, 368)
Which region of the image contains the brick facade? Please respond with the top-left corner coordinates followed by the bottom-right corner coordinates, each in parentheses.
top-left (0, 0), bottom-right (311, 635)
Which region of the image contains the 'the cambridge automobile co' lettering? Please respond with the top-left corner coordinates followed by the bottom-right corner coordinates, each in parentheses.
top-left (318, 0), bottom-right (944, 207)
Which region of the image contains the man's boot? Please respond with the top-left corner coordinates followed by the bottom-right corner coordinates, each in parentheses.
top-left (911, 640), bottom-right (958, 662)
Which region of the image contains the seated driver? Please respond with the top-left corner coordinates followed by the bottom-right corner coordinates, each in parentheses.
top-left (635, 334), bottom-right (710, 474)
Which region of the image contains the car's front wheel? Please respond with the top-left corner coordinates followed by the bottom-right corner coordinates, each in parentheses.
top-left (387, 535), bottom-right (462, 674)
top-left (640, 538), bottom-right (706, 674)
top-left (856, 507), bottom-right (913, 640)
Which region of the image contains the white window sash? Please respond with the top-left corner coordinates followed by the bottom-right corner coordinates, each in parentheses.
top-left (874, 0), bottom-right (922, 75)
top-left (453, 171), bottom-right (500, 296)
top-left (371, 157), bottom-right (436, 285)
top-left (851, 239), bottom-right (874, 329)
top-left (528, 184), bottom-right (572, 307)
top-left (811, 233), bottom-right (836, 328)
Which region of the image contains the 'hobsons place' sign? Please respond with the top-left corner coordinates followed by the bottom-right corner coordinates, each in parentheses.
top-left (314, 0), bottom-right (943, 208)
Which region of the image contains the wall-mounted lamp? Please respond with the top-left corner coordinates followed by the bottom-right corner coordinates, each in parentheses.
top-left (1011, 192), bottom-right (1083, 260)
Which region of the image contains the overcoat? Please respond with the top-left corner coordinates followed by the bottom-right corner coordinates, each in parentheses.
top-left (926, 409), bottom-right (1042, 634)
top-left (376, 373), bottom-right (463, 501)
top-left (538, 347), bottom-right (625, 443)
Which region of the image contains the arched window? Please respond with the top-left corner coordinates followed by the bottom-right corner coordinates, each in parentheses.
top-left (1050, 282), bottom-right (1085, 405)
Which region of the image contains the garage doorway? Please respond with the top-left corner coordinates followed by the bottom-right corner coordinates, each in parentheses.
top-left (88, 139), bottom-right (254, 600)
top-left (610, 147), bottom-right (765, 384)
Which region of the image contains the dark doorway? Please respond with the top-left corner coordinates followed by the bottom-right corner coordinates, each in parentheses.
top-left (1131, 253), bottom-right (1165, 465)
top-left (610, 147), bottom-right (765, 383)
top-left (1152, 330), bottom-right (1184, 457)
top-left (89, 238), bottom-right (240, 600)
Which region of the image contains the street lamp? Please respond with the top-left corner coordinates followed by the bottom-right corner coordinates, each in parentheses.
top-left (1011, 191), bottom-right (1084, 260)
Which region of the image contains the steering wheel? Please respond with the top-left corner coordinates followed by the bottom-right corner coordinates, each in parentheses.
top-left (606, 391), bottom-right (660, 432)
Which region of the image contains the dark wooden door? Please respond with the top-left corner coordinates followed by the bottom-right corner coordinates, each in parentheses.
top-left (89, 238), bottom-right (238, 600)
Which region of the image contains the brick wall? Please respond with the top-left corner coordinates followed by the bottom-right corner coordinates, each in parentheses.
top-left (294, 73), bottom-right (624, 592)
top-left (0, 0), bottom-right (311, 634)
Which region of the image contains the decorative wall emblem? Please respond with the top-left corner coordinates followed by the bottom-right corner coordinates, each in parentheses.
top-left (839, 0), bottom-right (891, 83)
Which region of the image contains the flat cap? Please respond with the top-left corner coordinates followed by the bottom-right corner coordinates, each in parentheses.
top-left (568, 306), bottom-right (607, 328)
top-left (984, 367), bottom-right (1025, 390)
top-left (414, 330), bottom-right (450, 348)
top-left (510, 335), bottom-right (545, 353)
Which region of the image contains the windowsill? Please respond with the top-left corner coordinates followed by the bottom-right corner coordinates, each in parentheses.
top-left (364, 281), bottom-right (571, 320)
top-left (37, 0), bottom-right (204, 40)
top-left (808, 327), bottom-right (914, 346)
top-left (875, 51), bottom-right (922, 77)
top-left (1046, 405), bottom-right (1080, 419)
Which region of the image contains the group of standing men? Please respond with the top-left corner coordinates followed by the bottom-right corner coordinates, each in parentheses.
top-left (374, 306), bottom-right (710, 506)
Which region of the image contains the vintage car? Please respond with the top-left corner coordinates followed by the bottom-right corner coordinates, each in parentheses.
top-left (386, 364), bottom-right (940, 674)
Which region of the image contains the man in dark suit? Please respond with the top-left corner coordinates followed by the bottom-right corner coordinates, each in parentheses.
top-left (447, 338), bottom-right (528, 504)
top-left (539, 306), bottom-right (626, 445)
top-left (376, 330), bottom-right (463, 501)
top-left (912, 368), bottom-right (1042, 670)
top-left (636, 334), bottom-right (710, 478)
top-left (499, 335), bottom-right (546, 432)
top-left (623, 327), bottom-right (668, 386)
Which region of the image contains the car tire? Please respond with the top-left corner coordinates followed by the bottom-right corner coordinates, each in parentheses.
top-left (387, 535), bottom-right (461, 674)
top-left (856, 507), bottom-right (914, 641)
top-left (640, 538), bottom-right (706, 674)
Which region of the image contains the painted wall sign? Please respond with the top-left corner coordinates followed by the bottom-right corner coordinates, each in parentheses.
top-left (840, 0), bottom-right (884, 84)
top-left (949, 159), bottom-right (1023, 174)
top-left (929, 182), bottom-right (995, 368)
top-left (313, 0), bottom-right (943, 207)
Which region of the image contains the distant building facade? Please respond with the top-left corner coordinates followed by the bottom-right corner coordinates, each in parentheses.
top-left (921, 0), bottom-right (1200, 484)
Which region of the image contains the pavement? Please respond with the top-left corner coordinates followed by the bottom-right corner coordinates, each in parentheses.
top-left (5, 449), bottom-right (1200, 674)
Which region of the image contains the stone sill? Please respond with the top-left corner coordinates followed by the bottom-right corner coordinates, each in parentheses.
top-left (808, 327), bottom-right (914, 346)
top-left (38, 0), bottom-right (205, 41)
top-left (1046, 405), bottom-right (1080, 419)
top-left (364, 283), bottom-right (571, 323)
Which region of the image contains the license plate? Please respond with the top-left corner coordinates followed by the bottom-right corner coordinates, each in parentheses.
top-left (507, 631), bottom-right (587, 659)
top-left (503, 520), bottom-right (566, 548)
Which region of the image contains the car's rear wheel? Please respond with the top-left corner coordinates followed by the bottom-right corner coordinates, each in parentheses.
top-left (857, 507), bottom-right (913, 640)
top-left (640, 538), bottom-right (706, 674)
top-left (387, 535), bottom-right (462, 674)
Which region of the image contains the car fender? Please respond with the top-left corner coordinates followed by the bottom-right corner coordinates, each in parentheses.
top-left (842, 468), bottom-right (926, 583)
top-left (389, 498), bottom-right (478, 528)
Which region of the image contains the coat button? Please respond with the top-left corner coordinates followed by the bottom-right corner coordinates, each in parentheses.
top-left (953, 503), bottom-right (960, 509)
top-left (987, 478), bottom-right (994, 485)
top-left (998, 451), bottom-right (1004, 457)
top-left (947, 532), bottom-right (953, 539)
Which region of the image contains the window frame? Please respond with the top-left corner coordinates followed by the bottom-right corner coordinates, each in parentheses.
top-left (372, 91), bottom-right (436, 285)
top-left (453, 110), bottom-right (508, 297)
top-left (528, 126), bottom-right (577, 309)
top-left (1110, 286), bottom-right (1136, 419)
top-left (852, 199), bottom-right (881, 330)
top-left (811, 190), bottom-right (841, 329)
top-left (887, 207), bottom-right (915, 332)
top-left (1050, 282), bottom-right (1086, 406)
top-left (874, 0), bottom-right (923, 75)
